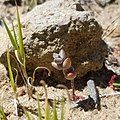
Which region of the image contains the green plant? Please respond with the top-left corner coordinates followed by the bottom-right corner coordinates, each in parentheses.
top-left (37, 95), bottom-right (42, 120)
top-left (37, 80), bottom-right (65, 120)
top-left (52, 99), bottom-right (58, 120)
top-left (7, 50), bottom-right (17, 96)
top-left (108, 74), bottom-right (120, 90)
top-left (3, 5), bottom-right (52, 99)
top-left (3, 3), bottom-right (27, 74)
top-left (0, 106), bottom-right (7, 120)
top-left (23, 107), bottom-right (32, 120)
top-left (2, 4), bottom-right (30, 96)
top-left (60, 97), bottom-right (65, 120)
top-left (3, 3), bottom-right (67, 120)
top-left (24, 80), bottom-right (65, 120)
top-left (3, 4), bottom-right (32, 115)
top-left (7, 50), bottom-right (20, 116)
top-left (113, 76), bottom-right (120, 89)
top-left (51, 49), bottom-right (77, 100)
top-left (113, 82), bottom-right (120, 90)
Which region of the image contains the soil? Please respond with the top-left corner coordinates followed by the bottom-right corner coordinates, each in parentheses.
top-left (0, 0), bottom-right (120, 120)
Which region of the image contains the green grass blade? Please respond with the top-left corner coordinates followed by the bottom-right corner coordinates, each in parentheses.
top-left (23, 107), bottom-right (32, 120)
top-left (11, 22), bottom-right (19, 48)
top-left (15, 50), bottom-right (24, 66)
top-left (60, 97), bottom-right (65, 120)
top-left (45, 99), bottom-right (50, 120)
top-left (16, 5), bottom-right (25, 61)
top-left (7, 50), bottom-right (16, 93)
top-left (0, 106), bottom-right (7, 120)
top-left (52, 99), bottom-right (58, 120)
top-left (2, 19), bottom-right (19, 50)
top-left (37, 95), bottom-right (42, 120)
top-left (113, 83), bottom-right (120, 86)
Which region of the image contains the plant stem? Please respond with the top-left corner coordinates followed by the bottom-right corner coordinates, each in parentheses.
top-left (71, 79), bottom-right (75, 97)
top-left (56, 84), bottom-right (71, 103)
top-left (21, 65), bottom-right (28, 81)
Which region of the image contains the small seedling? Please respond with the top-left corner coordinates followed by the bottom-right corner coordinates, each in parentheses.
top-left (52, 49), bottom-right (79, 101)
top-left (3, 3), bottom-right (37, 99)
top-left (40, 80), bottom-right (50, 120)
top-left (3, 3), bottom-right (28, 84)
top-left (39, 80), bottom-right (65, 120)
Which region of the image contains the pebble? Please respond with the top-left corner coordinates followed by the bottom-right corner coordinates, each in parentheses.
top-left (95, 0), bottom-right (115, 7)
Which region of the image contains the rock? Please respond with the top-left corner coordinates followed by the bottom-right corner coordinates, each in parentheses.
top-left (3, 0), bottom-right (22, 6)
top-left (104, 19), bottom-right (120, 75)
top-left (0, 27), bottom-right (10, 59)
top-left (37, 0), bottom-right (49, 4)
top-left (0, 0), bottom-right (107, 82)
top-left (0, 63), bottom-right (8, 81)
top-left (95, 0), bottom-right (115, 7)
top-left (105, 44), bottom-right (120, 75)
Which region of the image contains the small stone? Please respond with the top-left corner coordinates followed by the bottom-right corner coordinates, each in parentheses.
top-left (95, 0), bottom-right (115, 7)
top-left (87, 79), bottom-right (98, 104)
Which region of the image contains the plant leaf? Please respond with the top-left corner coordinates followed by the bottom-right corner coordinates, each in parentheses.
top-left (45, 99), bottom-right (50, 120)
top-left (11, 22), bottom-right (19, 48)
top-left (7, 50), bottom-right (16, 93)
top-left (53, 53), bottom-right (59, 59)
top-left (16, 5), bottom-right (25, 63)
top-left (14, 50), bottom-right (24, 66)
top-left (52, 99), bottom-right (58, 120)
top-left (40, 80), bottom-right (50, 120)
top-left (51, 62), bottom-right (63, 70)
top-left (0, 106), bottom-right (7, 120)
top-left (2, 19), bottom-right (19, 50)
top-left (59, 49), bottom-right (66, 59)
top-left (37, 95), bottom-right (42, 120)
top-left (23, 107), bottom-right (32, 120)
top-left (113, 82), bottom-right (120, 86)
top-left (60, 97), bottom-right (65, 120)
